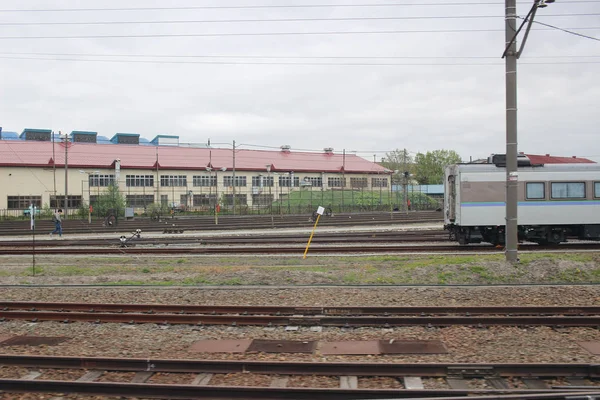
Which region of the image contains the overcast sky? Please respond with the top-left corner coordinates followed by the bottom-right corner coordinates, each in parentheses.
top-left (0, 0), bottom-right (598, 162)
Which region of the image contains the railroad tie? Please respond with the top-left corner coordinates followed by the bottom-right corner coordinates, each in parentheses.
top-left (19, 371), bottom-right (41, 380)
top-left (76, 370), bottom-right (104, 382)
top-left (270, 375), bottom-right (290, 388)
top-left (522, 378), bottom-right (550, 389)
top-left (340, 376), bottom-right (358, 389)
top-left (402, 376), bottom-right (424, 389)
top-left (191, 373), bottom-right (214, 385)
top-left (446, 377), bottom-right (469, 389)
top-left (131, 371), bottom-right (154, 383)
top-left (486, 376), bottom-right (510, 389)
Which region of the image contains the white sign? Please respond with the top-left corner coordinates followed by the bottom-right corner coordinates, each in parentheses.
top-left (316, 206), bottom-right (325, 215)
top-left (508, 172), bottom-right (518, 182)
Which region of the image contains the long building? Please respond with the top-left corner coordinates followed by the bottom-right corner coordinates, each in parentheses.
top-left (0, 129), bottom-right (390, 214)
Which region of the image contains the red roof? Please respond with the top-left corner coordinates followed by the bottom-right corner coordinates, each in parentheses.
top-left (0, 141), bottom-right (388, 174)
top-left (525, 153), bottom-right (596, 164)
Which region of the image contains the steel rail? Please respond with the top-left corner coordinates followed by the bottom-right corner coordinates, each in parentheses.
top-left (1, 301), bottom-right (599, 316)
top-left (2, 310), bottom-right (600, 326)
top-left (1, 355), bottom-right (599, 377)
top-left (1, 243), bottom-right (599, 255)
top-left (1, 356), bottom-right (599, 399)
top-left (0, 231), bottom-right (449, 247)
top-left (1, 380), bottom-right (591, 400)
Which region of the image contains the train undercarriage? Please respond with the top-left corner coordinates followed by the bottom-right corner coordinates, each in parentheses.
top-left (445, 224), bottom-right (600, 246)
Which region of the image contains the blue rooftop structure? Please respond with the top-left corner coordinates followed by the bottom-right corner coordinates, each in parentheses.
top-left (151, 135), bottom-right (180, 146)
top-left (0, 131), bottom-right (19, 140)
top-left (110, 133), bottom-right (140, 145)
top-left (20, 128), bottom-right (52, 142)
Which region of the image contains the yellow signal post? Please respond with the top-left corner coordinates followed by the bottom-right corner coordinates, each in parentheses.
top-left (303, 206), bottom-right (324, 259)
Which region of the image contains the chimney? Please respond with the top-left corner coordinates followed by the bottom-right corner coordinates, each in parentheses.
top-left (324, 147), bottom-right (334, 154)
top-left (546, 154), bottom-right (550, 157)
top-left (572, 156), bottom-right (577, 158)
top-left (280, 145), bottom-right (291, 153)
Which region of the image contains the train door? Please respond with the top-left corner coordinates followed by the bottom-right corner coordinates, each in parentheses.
top-left (447, 175), bottom-right (456, 222)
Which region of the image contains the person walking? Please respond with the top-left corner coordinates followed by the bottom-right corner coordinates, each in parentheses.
top-left (50, 209), bottom-right (63, 238)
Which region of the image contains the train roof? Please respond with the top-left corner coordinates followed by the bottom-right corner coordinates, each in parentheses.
top-left (452, 163), bottom-right (600, 173)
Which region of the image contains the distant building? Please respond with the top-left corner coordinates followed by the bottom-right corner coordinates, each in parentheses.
top-left (0, 129), bottom-right (389, 212)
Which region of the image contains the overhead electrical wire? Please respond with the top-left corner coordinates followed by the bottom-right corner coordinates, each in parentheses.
top-left (2, 51), bottom-right (599, 59)
top-left (529, 19), bottom-right (600, 42)
top-left (0, 14), bottom-right (597, 26)
top-left (0, 27), bottom-right (599, 40)
top-left (0, 55), bottom-right (597, 65)
top-left (0, 1), bottom-right (598, 12)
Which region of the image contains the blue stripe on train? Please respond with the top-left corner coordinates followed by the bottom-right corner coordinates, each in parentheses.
top-left (462, 201), bottom-right (600, 207)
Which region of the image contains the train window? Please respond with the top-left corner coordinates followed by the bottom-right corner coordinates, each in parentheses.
top-left (526, 182), bottom-right (545, 200)
top-left (551, 182), bottom-right (585, 199)
top-left (595, 182), bottom-right (600, 198)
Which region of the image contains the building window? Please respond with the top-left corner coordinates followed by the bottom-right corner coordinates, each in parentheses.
top-left (193, 194), bottom-right (217, 206)
top-left (371, 178), bottom-right (388, 188)
top-left (126, 175), bottom-right (154, 187)
top-left (252, 194), bottom-right (274, 205)
top-left (551, 182), bottom-right (585, 199)
top-left (223, 194), bottom-right (247, 205)
top-left (223, 176), bottom-right (247, 187)
top-left (126, 195), bottom-right (154, 207)
top-left (50, 195), bottom-right (82, 209)
top-left (279, 176), bottom-right (300, 187)
top-left (192, 176), bottom-right (216, 187)
top-left (89, 174), bottom-right (115, 187)
top-left (595, 182), bottom-right (600, 198)
top-left (7, 195), bottom-right (42, 209)
top-left (526, 182), bottom-right (545, 200)
top-left (350, 177), bottom-right (368, 188)
top-left (252, 176), bottom-right (274, 187)
top-left (160, 175), bottom-right (187, 187)
top-left (303, 177), bottom-right (322, 187)
top-left (328, 177), bottom-right (346, 188)
top-left (160, 195), bottom-right (168, 206)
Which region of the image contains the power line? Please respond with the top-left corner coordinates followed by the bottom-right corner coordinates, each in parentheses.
top-left (2, 51), bottom-right (599, 60)
top-left (0, 27), bottom-right (599, 40)
top-left (1, 55), bottom-right (598, 65)
top-left (0, 1), bottom-right (598, 12)
top-left (530, 19), bottom-right (600, 42)
top-left (0, 14), bottom-right (597, 26)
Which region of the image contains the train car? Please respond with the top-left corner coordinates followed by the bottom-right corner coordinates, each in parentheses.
top-left (444, 159), bottom-right (600, 245)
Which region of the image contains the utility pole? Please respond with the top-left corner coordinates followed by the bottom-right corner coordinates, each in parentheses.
top-left (232, 140), bottom-right (236, 215)
top-left (63, 132), bottom-right (69, 219)
top-left (503, 0), bottom-right (552, 263)
top-left (52, 131), bottom-right (57, 199)
top-left (504, 0), bottom-right (519, 263)
top-left (342, 149), bottom-right (345, 212)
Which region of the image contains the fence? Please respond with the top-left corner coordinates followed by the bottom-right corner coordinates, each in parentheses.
top-left (0, 184), bottom-right (442, 221)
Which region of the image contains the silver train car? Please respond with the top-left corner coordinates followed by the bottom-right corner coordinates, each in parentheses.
top-left (443, 160), bottom-right (600, 245)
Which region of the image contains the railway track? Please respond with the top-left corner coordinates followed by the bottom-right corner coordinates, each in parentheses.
top-left (0, 355), bottom-right (599, 399)
top-left (0, 211), bottom-right (443, 236)
top-left (1, 242), bottom-right (599, 255)
top-left (0, 230), bottom-right (449, 247)
top-left (1, 302), bottom-right (600, 327)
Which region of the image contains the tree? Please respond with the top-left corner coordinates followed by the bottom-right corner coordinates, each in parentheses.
top-left (93, 183), bottom-right (126, 217)
top-left (380, 148), bottom-right (413, 185)
top-left (414, 150), bottom-right (462, 185)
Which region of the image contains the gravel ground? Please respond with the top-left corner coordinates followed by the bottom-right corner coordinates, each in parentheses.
top-left (2, 286), bottom-right (600, 398)
top-left (1, 221), bottom-right (599, 398)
